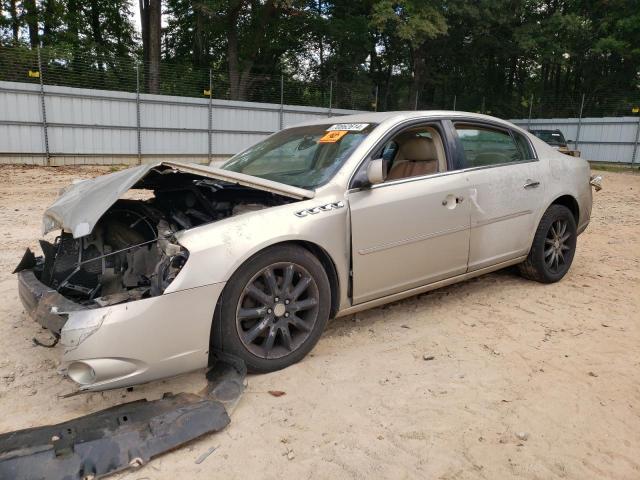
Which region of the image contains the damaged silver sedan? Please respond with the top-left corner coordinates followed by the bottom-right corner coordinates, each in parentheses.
top-left (16, 111), bottom-right (598, 391)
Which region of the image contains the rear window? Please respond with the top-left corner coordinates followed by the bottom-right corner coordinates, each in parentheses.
top-left (455, 125), bottom-right (523, 167)
top-left (513, 131), bottom-right (536, 160)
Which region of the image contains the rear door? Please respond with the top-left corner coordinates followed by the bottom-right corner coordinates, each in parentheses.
top-left (451, 122), bottom-right (544, 271)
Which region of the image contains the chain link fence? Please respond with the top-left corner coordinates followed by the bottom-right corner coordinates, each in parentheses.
top-left (0, 46), bottom-right (377, 111)
top-left (2, 45), bottom-right (640, 166)
top-left (3, 45), bottom-right (639, 118)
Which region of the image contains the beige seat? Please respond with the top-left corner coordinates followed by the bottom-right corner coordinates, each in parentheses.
top-left (387, 137), bottom-right (438, 180)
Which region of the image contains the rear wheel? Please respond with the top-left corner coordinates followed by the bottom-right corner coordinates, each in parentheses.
top-left (213, 245), bottom-right (331, 373)
top-left (519, 204), bottom-right (577, 283)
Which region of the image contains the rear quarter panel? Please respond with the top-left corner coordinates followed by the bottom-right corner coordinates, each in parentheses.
top-left (532, 136), bottom-right (593, 234)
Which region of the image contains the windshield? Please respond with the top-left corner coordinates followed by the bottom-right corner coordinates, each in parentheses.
top-left (532, 130), bottom-right (566, 146)
top-left (221, 123), bottom-right (377, 189)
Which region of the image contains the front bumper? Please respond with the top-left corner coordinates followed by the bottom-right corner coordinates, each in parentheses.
top-left (18, 270), bottom-right (83, 333)
top-left (18, 270), bottom-right (225, 391)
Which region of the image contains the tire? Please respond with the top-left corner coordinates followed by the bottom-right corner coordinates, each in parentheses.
top-left (518, 204), bottom-right (577, 283)
top-left (212, 245), bottom-right (331, 373)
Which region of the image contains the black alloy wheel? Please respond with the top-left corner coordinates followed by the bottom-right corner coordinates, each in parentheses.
top-left (213, 245), bottom-right (331, 373)
top-left (235, 262), bottom-right (320, 360)
top-left (544, 218), bottom-right (573, 274)
top-left (519, 204), bottom-right (577, 283)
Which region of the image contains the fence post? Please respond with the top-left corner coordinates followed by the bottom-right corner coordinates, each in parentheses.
top-left (135, 62), bottom-right (142, 165)
top-left (279, 74), bottom-right (284, 130)
top-left (414, 91), bottom-right (419, 111)
top-left (36, 46), bottom-right (50, 166)
top-left (632, 115), bottom-right (640, 165)
top-left (328, 80), bottom-right (333, 117)
top-left (527, 94), bottom-right (534, 131)
top-left (575, 93), bottom-right (585, 151)
top-left (453, 95), bottom-right (457, 111)
top-left (208, 68), bottom-right (213, 164)
top-left (481, 96), bottom-right (485, 114)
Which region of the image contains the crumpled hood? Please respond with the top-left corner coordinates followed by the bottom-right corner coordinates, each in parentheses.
top-left (43, 161), bottom-right (315, 238)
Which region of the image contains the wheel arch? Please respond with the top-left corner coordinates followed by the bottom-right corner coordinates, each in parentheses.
top-left (289, 240), bottom-right (341, 319)
top-left (207, 240), bottom-right (340, 365)
top-left (550, 194), bottom-right (579, 225)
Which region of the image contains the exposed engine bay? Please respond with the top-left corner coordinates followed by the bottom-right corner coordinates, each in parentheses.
top-left (20, 168), bottom-right (295, 309)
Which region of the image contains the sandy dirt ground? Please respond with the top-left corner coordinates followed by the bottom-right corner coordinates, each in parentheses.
top-left (0, 165), bottom-right (638, 480)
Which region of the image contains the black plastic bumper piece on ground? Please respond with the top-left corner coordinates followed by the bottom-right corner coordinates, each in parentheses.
top-left (0, 356), bottom-right (246, 479)
top-left (0, 394), bottom-right (229, 479)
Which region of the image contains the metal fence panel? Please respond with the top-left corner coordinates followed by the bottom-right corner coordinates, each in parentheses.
top-left (2, 79), bottom-right (638, 165)
top-left (142, 130), bottom-right (207, 155)
top-left (48, 126), bottom-right (138, 155)
top-left (0, 88), bottom-right (41, 123)
top-left (46, 93), bottom-right (137, 127)
top-left (142, 101), bottom-right (207, 130)
top-left (511, 116), bottom-right (640, 164)
top-left (1, 124), bottom-right (43, 153)
top-left (0, 80), bottom-right (367, 164)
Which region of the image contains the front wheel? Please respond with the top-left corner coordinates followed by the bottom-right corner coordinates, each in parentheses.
top-left (213, 245), bottom-right (331, 373)
top-left (518, 204), bottom-right (577, 283)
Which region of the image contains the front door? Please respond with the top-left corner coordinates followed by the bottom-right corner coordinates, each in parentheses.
top-left (348, 120), bottom-right (471, 305)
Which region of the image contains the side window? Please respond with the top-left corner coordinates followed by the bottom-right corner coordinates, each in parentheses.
top-left (455, 124), bottom-right (523, 168)
top-left (350, 123), bottom-right (448, 188)
top-left (512, 131), bottom-right (536, 160)
top-left (384, 125), bottom-right (446, 181)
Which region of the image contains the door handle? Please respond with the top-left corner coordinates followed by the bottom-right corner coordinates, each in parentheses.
top-left (442, 195), bottom-right (464, 207)
top-left (524, 179), bottom-right (540, 189)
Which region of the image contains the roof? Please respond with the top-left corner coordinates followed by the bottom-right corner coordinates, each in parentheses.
top-left (296, 110), bottom-right (521, 130)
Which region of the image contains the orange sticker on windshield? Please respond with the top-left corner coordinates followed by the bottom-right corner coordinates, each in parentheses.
top-left (319, 130), bottom-right (348, 143)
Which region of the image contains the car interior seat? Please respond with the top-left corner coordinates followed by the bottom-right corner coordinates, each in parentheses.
top-left (387, 137), bottom-right (439, 180)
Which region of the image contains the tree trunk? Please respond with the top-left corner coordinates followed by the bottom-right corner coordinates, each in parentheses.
top-left (383, 64), bottom-right (392, 111)
top-left (409, 47), bottom-right (427, 110)
top-left (318, 0), bottom-right (324, 85)
top-left (148, 0), bottom-right (161, 94)
top-left (89, 1), bottom-right (105, 87)
top-left (139, 0), bottom-right (161, 94)
top-left (507, 56), bottom-right (517, 95)
top-left (227, 3), bottom-right (242, 100)
top-left (24, 0), bottom-right (40, 47)
top-left (139, 0), bottom-right (149, 66)
top-left (237, 66), bottom-right (256, 100)
top-left (193, 6), bottom-right (207, 68)
top-left (9, 0), bottom-right (19, 43)
top-left (42, 0), bottom-right (58, 45)
top-left (227, 0), bottom-right (277, 101)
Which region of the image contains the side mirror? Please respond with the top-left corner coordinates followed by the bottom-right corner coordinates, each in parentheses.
top-left (366, 158), bottom-right (386, 186)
